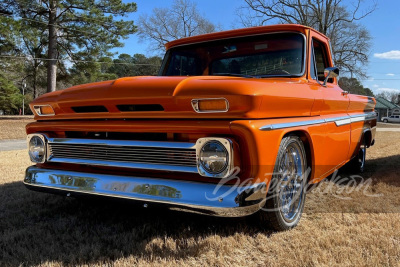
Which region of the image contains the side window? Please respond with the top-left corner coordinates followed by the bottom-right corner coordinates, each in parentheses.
top-left (312, 39), bottom-right (331, 82)
top-left (310, 46), bottom-right (317, 80)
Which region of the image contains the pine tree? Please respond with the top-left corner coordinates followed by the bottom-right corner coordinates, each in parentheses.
top-left (3, 0), bottom-right (137, 93)
top-left (0, 74), bottom-right (23, 114)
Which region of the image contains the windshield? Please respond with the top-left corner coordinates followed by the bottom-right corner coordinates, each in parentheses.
top-left (160, 32), bottom-right (305, 77)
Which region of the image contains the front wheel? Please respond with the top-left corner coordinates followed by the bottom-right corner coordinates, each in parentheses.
top-left (252, 135), bottom-right (308, 231)
top-left (383, 119), bottom-right (388, 123)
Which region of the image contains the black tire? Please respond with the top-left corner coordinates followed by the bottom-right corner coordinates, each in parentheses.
top-left (251, 135), bottom-right (308, 231)
top-left (349, 138), bottom-right (366, 173)
top-left (383, 119), bottom-right (388, 123)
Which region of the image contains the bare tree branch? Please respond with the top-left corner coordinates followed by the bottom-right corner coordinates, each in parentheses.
top-left (137, 0), bottom-right (217, 54)
top-left (237, 0), bottom-right (376, 78)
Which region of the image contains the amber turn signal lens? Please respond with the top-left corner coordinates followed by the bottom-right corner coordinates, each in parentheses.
top-left (192, 99), bottom-right (229, 112)
top-left (33, 105), bottom-right (55, 116)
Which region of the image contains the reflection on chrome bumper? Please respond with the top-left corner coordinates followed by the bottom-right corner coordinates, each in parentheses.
top-left (24, 166), bottom-right (266, 217)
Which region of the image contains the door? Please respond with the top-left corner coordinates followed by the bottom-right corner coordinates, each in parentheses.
top-left (309, 36), bottom-right (351, 177)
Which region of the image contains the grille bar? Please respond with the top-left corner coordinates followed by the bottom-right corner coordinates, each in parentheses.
top-left (49, 144), bottom-right (196, 154)
top-left (50, 152), bottom-right (197, 165)
top-left (50, 151), bottom-right (196, 161)
top-left (47, 138), bottom-right (198, 173)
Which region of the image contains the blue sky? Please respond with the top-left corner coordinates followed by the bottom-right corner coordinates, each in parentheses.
top-left (118, 0), bottom-right (400, 95)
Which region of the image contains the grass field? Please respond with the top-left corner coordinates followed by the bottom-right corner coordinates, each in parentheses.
top-left (0, 120), bottom-right (400, 266)
top-left (0, 116), bottom-right (34, 140)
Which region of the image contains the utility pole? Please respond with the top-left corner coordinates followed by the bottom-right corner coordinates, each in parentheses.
top-left (22, 82), bottom-right (26, 115)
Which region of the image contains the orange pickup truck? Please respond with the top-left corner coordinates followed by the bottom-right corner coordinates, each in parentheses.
top-left (24, 24), bottom-right (376, 230)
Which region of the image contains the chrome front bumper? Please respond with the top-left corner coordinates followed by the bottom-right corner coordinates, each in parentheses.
top-left (24, 166), bottom-right (266, 217)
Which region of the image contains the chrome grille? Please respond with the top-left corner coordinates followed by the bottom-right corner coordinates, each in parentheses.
top-left (47, 138), bottom-right (198, 173)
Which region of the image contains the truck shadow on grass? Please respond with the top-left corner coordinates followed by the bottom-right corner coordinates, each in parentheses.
top-left (1, 154), bottom-right (399, 266)
top-left (335, 153), bottom-right (400, 187)
top-left (0, 181), bottom-right (266, 266)
top-left (305, 154), bottom-right (400, 214)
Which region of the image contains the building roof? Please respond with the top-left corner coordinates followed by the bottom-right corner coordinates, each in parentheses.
top-left (375, 97), bottom-right (400, 109)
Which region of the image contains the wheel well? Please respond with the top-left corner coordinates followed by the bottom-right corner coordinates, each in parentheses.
top-left (363, 130), bottom-right (372, 148)
top-left (283, 131), bottom-right (313, 181)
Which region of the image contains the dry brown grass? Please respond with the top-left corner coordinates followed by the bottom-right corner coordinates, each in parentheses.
top-left (377, 122), bottom-right (400, 128)
top-left (1, 133), bottom-right (400, 266)
top-left (0, 117), bottom-right (34, 140)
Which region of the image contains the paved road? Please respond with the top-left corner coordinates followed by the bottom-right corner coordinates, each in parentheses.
top-left (0, 139), bottom-right (26, 151)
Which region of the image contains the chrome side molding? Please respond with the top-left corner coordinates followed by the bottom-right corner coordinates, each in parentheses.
top-left (259, 119), bottom-right (325, 131)
top-left (260, 112), bottom-right (377, 131)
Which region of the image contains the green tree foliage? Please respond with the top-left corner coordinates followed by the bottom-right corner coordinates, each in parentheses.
top-left (0, 74), bottom-right (23, 114)
top-left (0, 16), bottom-right (18, 54)
top-left (3, 0), bottom-right (137, 93)
top-left (338, 77), bottom-right (374, 97)
top-left (68, 53), bottom-right (162, 85)
top-left (69, 56), bottom-right (118, 85)
top-left (108, 53), bottom-right (162, 77)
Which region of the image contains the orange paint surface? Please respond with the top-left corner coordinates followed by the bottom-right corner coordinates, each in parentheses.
top-left (27, 24), bottom-right (376, 187)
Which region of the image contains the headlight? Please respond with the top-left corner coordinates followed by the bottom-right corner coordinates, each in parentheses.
top-left (200, 141), bottom-right (228, 173)
top-left (196, 137), bottom-right (234, 178)
top-left (27, 134), bottom-right (47, 163)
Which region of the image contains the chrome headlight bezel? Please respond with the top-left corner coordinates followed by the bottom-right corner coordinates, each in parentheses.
top-left (27, 134), bottom-right (48, 163)
top-left (33, 105), bottom-right (55, 116)
top-left (195, 137), bottom-right (234, 178)
top-left (191, 98), bottom-right (229, 113)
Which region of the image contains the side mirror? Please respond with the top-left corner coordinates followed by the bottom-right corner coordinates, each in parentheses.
top-left (323, 67), bottom-right (339, 86)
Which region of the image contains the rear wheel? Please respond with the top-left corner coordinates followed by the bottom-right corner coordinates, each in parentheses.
top-left (349, 138), bottom-right (366, 173)
top-left (252, 135), bottom-right (308, 231)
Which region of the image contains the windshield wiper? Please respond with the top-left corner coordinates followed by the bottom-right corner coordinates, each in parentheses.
top-left (210, 73), bottom-right (256, 78)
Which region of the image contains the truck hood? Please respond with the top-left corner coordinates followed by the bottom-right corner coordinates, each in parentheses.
top-left (31, 76), bottom-right (315, 120)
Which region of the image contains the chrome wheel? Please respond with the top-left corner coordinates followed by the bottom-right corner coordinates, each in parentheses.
top-left (277, 141), bottom-right (306, 222)
top-left (255, 135), bottom-right (308, 231)
top-left (349, 138), bottom-right (366, 173)
top-left (357, 143), bottom-right (366, 172)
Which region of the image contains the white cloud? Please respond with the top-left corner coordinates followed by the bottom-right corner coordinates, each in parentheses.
top-left (374, 50), bottom-right (400, 60)
top-left (372, 84), bottom-right (379, 88)
top-left (386, 73), bottom-right (395, 76)
top-left (376, 88), bottom-right (400, 94)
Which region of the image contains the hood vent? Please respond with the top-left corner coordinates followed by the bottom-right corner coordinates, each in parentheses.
top-left (117, 104), bottom-right (164, 112)
top-left (72, 105), bottom-right (108, 113)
